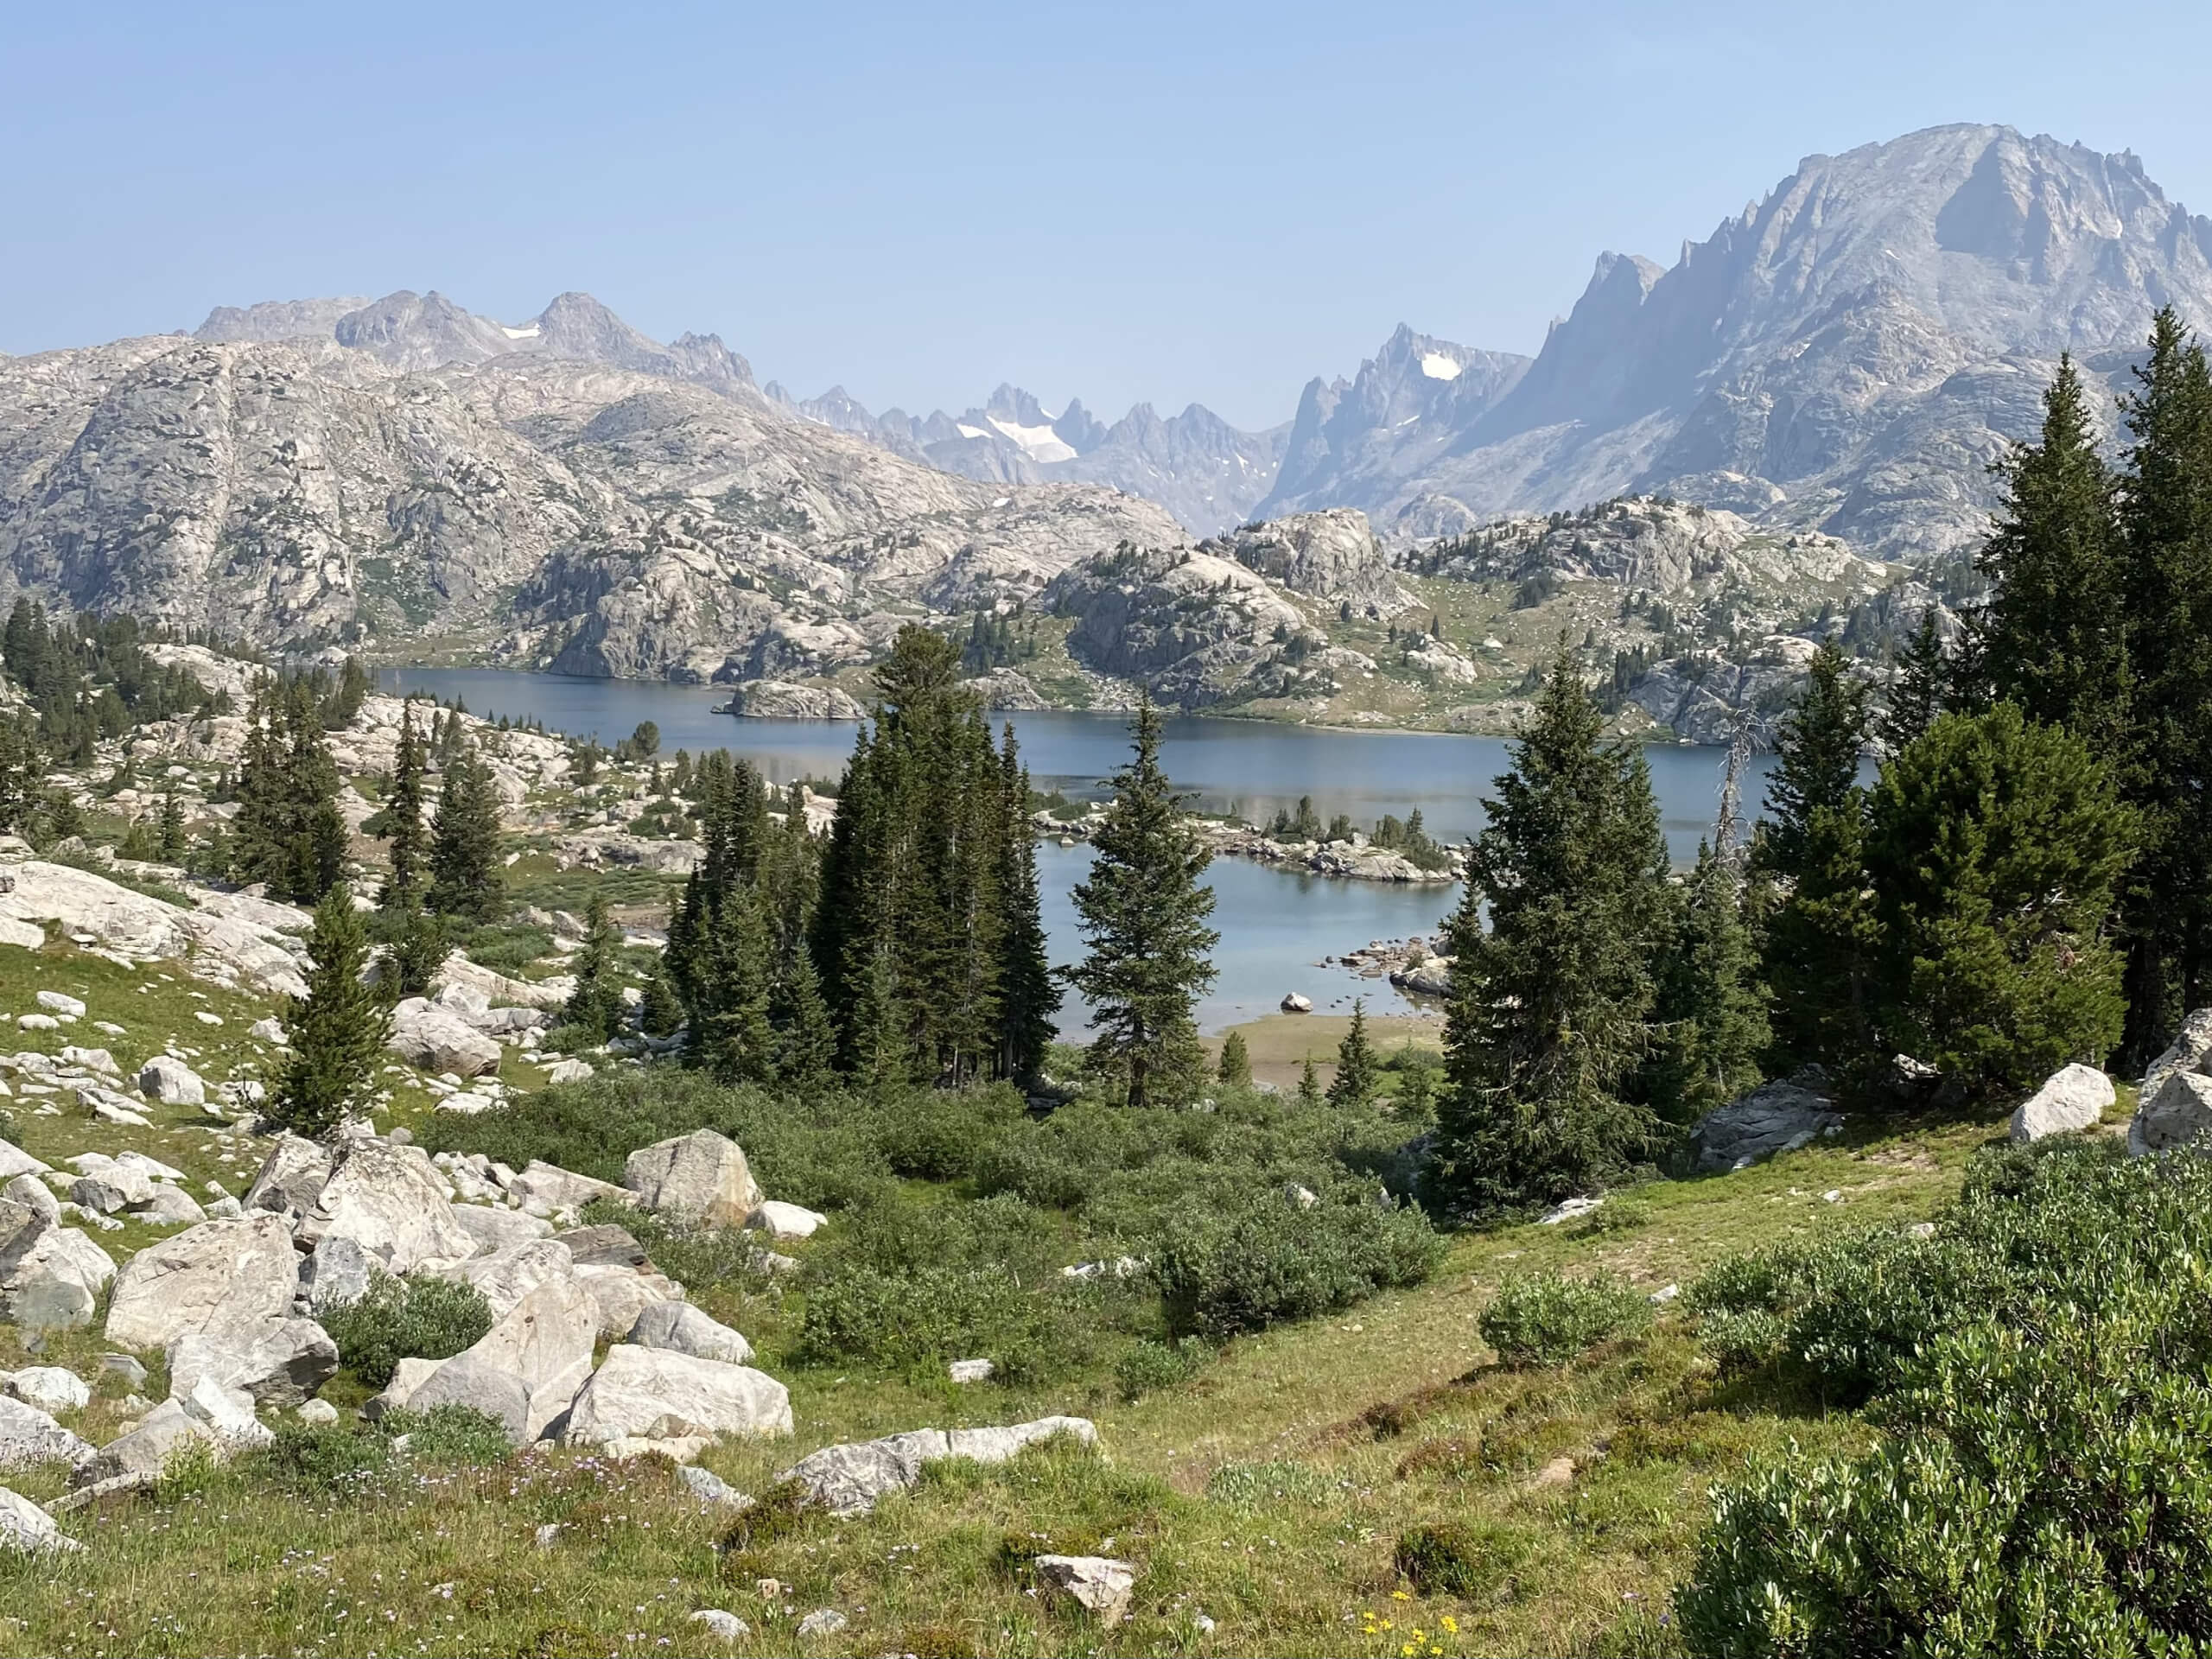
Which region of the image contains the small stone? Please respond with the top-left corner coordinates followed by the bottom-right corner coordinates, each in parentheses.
top-left (949, 1358), bottom-right (994, 1384)
top-left (8, 1367), bottom-right (91, 1414)
top-left (794, 1609), bottom-right (847, 1639)
top-left (677, 1463), bottom-right (751, 1506)
top-left (0, 1485), bottom-right (81, 1554)
top-left (194, 1011), bottom-right (224, 1027)
top-left (99, 1354), bottom-right (148, 1390)
top-left (690, 1610), bottom-right (748, 1640)
top-left (534, 1522), bottom-right (562, 1549)
top-left (35, 993), bottom-right (86, 1018)
top-left (16, 1014), bottom-right (58, 1032)
top-left (1529, 1455), bottom-right (1576, 1489)
top-left (1280, 993), bottom-right (1313, 1014)
top-left (296, 1399), bottom-right (339, 1426)
top-left (1033, 1555), bottom-right (1136, 1625)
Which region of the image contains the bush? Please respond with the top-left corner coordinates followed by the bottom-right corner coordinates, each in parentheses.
top-left (382, 1403), bottom-right (515, 1465)
top-left (798, 1262), bottom-right (1080, 1382)
top-left (1395, 1521), bottom-right (1531, 1599)
top-left (1116, 1336), bottom-right (1212, 1401)
top-left (1478, 1272), bottom-right (1652, 1367)
top-left (256, 1419), bottom-right (391, 1491)
top-left (1205, 1459), bottom-right (1333, 1509)
top-left (1563, 1196), bottom-right (1653, 1237)
top-left (321, 1272), bottom-right (494, 1389)
top-left (1153, 1194), bottom-right (1444, 1341)
top-left (594, 1202), bottom-right (776, 1294)
top-left (1677, 1266), bottom-right (2212, 1656)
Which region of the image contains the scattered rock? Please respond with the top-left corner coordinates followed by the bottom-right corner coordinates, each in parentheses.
top-left (2009, 1063), bottom-right (2115, 1143)
top-left (242, 1135), bottom-right (334, 1224)
top-left (795, 1609), bottom-right (848, 1639)
top-left (1280, 993), bottom-right (1313, 1014)
top-left (677, 1464), bottom-right (750, 1506)
top-left (628, 1301), bottom-right (753, 1365)
top-left (745, 1199), bottom-right (825, 1240)
top-left (8, 1366), bottom-right (90, 1414)
top-left (296, 1399), bottom-right (339, 1427)
top-left (0, 1485), bottom-right (80, 1553)
top-left (68, 1160), bottom-right (156, 1213)
top-left (137, 1055), bottom-right (207, 1107)
top-left (949, 1358), bottom-right (994, 1384)
top-left (544, 1058), bottom-right (595, 1085)
top-left (300, 1236), bottom-right (373, 1316)
top-left (1033, 1555), bottom-right (1137, 1625)
top-left (138, 1184), bottom-right (208, 1227)
top-left (562, 1344), bottom-right (792, 1454)
top-left (1688, 1077), bottom-right (1843, 1173)
top-left (385, 998), bottom-right (503, 1078)
top-left (450, 1205), bottom-right (554, 1255)
top-left (510, 1160), bottom-right (629, 1217)
top-left (0, 1396), bottom-right (95, 1469)
top-left (623, 1130), bottom-right (763, 1227)
top-left (105, 1213), bottom-right (299, 1351)
top-left (35, 993), bottom-right (86, 1018)
top-left (2130, 1071), bottom-right (2212, 1158)
top-left (296, 1141), bottom-right (476, 1273)
top-left (780, 1418), bottom-right (1095, 1516)
top-left (553, 1224), bottom-right (647, 1268)
top-left (249, 1018), bottom-right (289, 1046)
top-left (690, 1609), bottom-right (749, 1641)
top-left (168, 1318), bottom-right (338, 1408)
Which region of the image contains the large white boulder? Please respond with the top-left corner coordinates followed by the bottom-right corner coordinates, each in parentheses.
top-left (2010, 1063), bottom-right (2115, 1143)
top-left (509, 1160), bottom-right (628, 1217)
top-left (573, 1262), bottom-right (685, 1338)
top-left (0, 1396), bottom-right (94, 1470)
top-left (242, 1135), bottom-right (334, 1223)
top-left (2144, 1008), bottom-right (2212, 1100)
top-left (408, 1277), bottom-right (598, 1442)
top-left (167, 1318), bottom-right (339, 1408)
top-left (778, 1417), bottom-right (1096, 1517)
top-left (137, 1055), bottom-right (207, 1107)
top-left (562, 1344), bottom-right (791, 1452)
top-left (622, 1130), bottom-right (762, 1227)
top-left (6, 1367), bottom-right (90, 1414)
top-left (1688, 1078), bottom-right (1843, 1172)
top-left (438, 1239), bottom-right (575, 1319)
top-left (104, 1213), bottom-right (300, 1351)
top-left (0, 1485), bottom-right (80, 1554)
top-left (0, 1218), bottom-right (115, 1331)
top-left (448, 1204), bottom-right (555, 1256)
top-left (2130, 1071), bottom-right (2212, 1158)
top-left (385, 998), bottom-right (503, 1078)
top-left (294, 1141), bottom-right (476, 1273)
top-left (628, 1301), bottom-right (753, 1365)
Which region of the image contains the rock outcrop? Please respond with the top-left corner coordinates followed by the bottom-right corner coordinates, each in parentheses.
top-left (1688, 1078), bottom-right (1843, 1173)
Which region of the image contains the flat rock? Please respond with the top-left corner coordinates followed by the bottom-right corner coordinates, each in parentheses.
top-left (0, 1396), bottom-right (95, 1469)
top-left (7, 1366), bottom-right (91, 1414)
top-left (628, 1300), bottom-right (753, 1364)
top-left (105, 1213), bottom-right (298, 1351)
top-left (1033, 1555), bottom-right (1137, 1625)
top-left (562, 1344), bottom-right (791, 1452)
top-left (622, 1129), bottom-right (762, 1226)
top-left (0, 1485), bottom-right (80, 1553)
top-left (780, 1417), bottom-right (1096, 1516)
top-left (553, 1223), bottom-right (646, 1267)
top-left (511, 1160), bottom-right (628, 1216)
top-left (746, 1200), bottom-right (826, 1240)
top-left (450, 1205), bottom-right (554, 1255)
top-left (1688, 1078), bottom-right (1843, 1173)
top-left (168, 1318), bottom-right (338, 1408)
top-left (2010, 1063), bottom-right (2114, 1143)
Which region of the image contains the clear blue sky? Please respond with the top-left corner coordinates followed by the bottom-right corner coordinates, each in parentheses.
top-left (8, 1), bottom-right (2210, 429)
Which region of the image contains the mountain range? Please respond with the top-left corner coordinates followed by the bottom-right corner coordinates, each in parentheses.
top-left (1, 121), bottom-right (2209, 717)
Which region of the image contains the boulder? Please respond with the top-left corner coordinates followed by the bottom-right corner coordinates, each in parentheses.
top-left (363, 1357), bottom-right (445, 1422)
top-left (0, 1224), bottom-right (116, 1330)
top-left (385, 998), bottom-right (503, 1077)
top-left (403, 1354), bottom-right (533, 1442)
top-left (440, 1239), bottom-right (576, 1319)
top-left (795, 1611), bottom-right (848, 1639)
top-left (450, 1205), bottom-right (554, 1255)
top-left (949, 1358), bottom-right (994, 1384)
top-left (249, 1018), bottom-right (289, 1046)
top-left (1280, 993), bottom-right (1313, 1014)
top-left (677, 1464), bottom-right (750, 1506)
top-left (0, 1396), bottom-right (94, 1469)
top-left (1033, 1555), bottom-right (1137, 1625)
top-left (174, 1376), bottom-right (274, 1447)
top-left (562, 1344), bottom-right (791, 1452)
top-left (3, 1174), bottom-right (59, 1222)
top-left (0, 1142), bottom-right (50, 1183)
top-left (299, 1236), bottom-right (372, 1315)
top-left (745, 1200), bottom-right (826, 1240)
top-left (68, 1161), bottom-right (156, 1214)
top-left (2009, 1063), bottom-right (2115, 1143)
top-left (575, 1263), bottom-right (684, 1338)
top-left (137, 1055), bottom-right (207, 1107)
top-left (1688, 1078), bottom-right (1843, 1173)
top-left (75, 1399), bottom-right (212, 1484)
top-left (510, 1160), bottom-right (629, 1217)
top-left (944, 1417), bottom-right (1097, 1465)
top-left (2130, 1071), bottom-right (2212, 1158)
top-left (167, 1319), bottom-right (338, 1408)
top-left (296, 1398), bottom-right (339, 1426)
top-left (690, 1609), bottom-right (748, 1641)
top-left (628, 1301), bottom-right (753, 1365)
top-left (415, 1278), bottom-right (599, 1441)
top-left (295, 1141), bottom-right (477, 1273)
top-left (780, 1417), bottom-right (1096, 1516)
top-left (243, 1135), bottom-right (334, 1223)
top-left (35, 992), bottom-right (86, 1018)
top-left (544, 1058), bottom-right (595, 1085)
top-left (8, 1367), bottom-right (90, 1414)
top-left (2144, 1008), bottom-right (2212, 1100)
top-left (0, 1485), bottom-right (80, 1554)
top-left (137, 1184), bottom-right (208, 1227)
top-left (553, 1224), bottom-right (647, 1268)
top-left (60, 1046), bottom-right (119, 1077)
top-left (622, 1130), bottom-right (762, 1226)
top-left (104, 1213), bottom-right (300, 1351)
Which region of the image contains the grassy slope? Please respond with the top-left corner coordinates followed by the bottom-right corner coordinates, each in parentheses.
top-left (0, 940), bottom-right (2061, 1659)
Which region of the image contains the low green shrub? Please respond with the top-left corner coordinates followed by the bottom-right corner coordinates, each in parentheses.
top-left (592, 1201), bottom-right (777, 1294)
top-left (1115, 1336), bottom-right (1211, 1401)
top-left (321, 1272), bottom-right (494, 1389)
top-left (1152, 1193), bottom-right (1444, 1341)
top-left (798, 1262), bottom-right (1082, 1382)
top-left (1564, 1196), bottom-right (1654, 1237)
top-left (1478, 1272), bottom-right (1652, 1367)
top-left (1205, 1459), bottom-right (1335, 1509)
top-left (382, 1403), bottom-right (515, 1465)
top-left (459, 922), bottom-right (556, 976)
top-left (256, 1419), bottom-right (391, 1491)
top-left (1395, 1521), bottom-right (1531, 1599)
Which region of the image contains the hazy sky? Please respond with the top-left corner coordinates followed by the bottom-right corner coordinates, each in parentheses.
top-left (8, 1), bottom-right (2211, 429)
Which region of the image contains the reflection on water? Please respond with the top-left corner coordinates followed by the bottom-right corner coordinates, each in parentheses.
top-left (378, 667), bottom-right (1770, 1033)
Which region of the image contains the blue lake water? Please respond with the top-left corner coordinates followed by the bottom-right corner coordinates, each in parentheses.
top-left (379, 667), bottom-right (1776, 1033)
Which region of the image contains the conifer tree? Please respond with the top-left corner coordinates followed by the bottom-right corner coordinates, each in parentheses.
top-left (427, 736), bottom-right (503, 920)
top-left (1296, 1054), bottom-right (1323, 1109)
top-left (271, 883), bottom-right (391, 1139)
top-left (1757, 643), bottom-right (1878, 1073)
top-left (381, 702), bottom-right (429, 908)
top-left (1649, 840), bottom-right (1770, 1119)
top-left (387, 906), bottom-right (448, 1000)
top-left (1068, 696), bottom-right (1219, 1108)
top-left (1217, 1028), bottom-right (1252, 1087)
top-left (232, 677), bottom-right (346, 904)
top-left (689, 882), bottom-right (775, 1083)
top-left (768, 944), bottom-right (837, 1084)
top-left (562, 888), bottom-right (625, 1041)
top-left (156, 790), bottom-right (186, 863)
top-left (1427, 645), bottom-right (1670, 1217)
top-left (1328, 999), bottom-right (1377, 1106)
top-left (0, 716), bottom-right (39, 836)
top-left (1877, 609), bottom-right (1949, 753)
top-left (1978, 353), bottom-right (2130, 747)
top-left (1866, 708), bottom-right (2135, 1093)
top-left (995, 727), bottom-right (1060, 1082)
top-left (639, 968), bottom-right (683, 1039)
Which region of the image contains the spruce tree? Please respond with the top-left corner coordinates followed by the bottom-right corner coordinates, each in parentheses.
top-left (387, 906), bottom-right (448, 1000)
top-left (768, 944), bottom-right (837, 1084)
top-left (1296, 1054), bottom-right (1323, 1109)
top-left (562, 889), bottom-right (625, 1041)
top-left (156, 790), bottom-right (186, 863)
top-left (1067, 696), bottom-right (1219, 1108)
top-left (1978, 353), bottom-right (2130, 747)
top-left (1866, 708), bottom-right (2135, 1094)
top-left (271, 883), bottom-right (391, 1139)
top-left (995, 726), bottom-right (1060, 1082)
top-left (381, 702), bottom-right (429, 908)
top-left (1217, 1028), bottom-right (1252, 1087)
top-left (1648, 840), bottom-right (1770, 1120)
top-left (1757, 644), bottom-right (1878, 1073)
top-left (1877, 609), bottom-right (1949, 753)
top-left (427, 736), bottom-right (503, 921)
top-left (639, 968), bottom-right (683, 1039)
top-left (1328, 999), bottom-right (1377, 1106)
top-left (690, 883), bottom-right (775, 1083)
top-left (1427, 645), bottom-right (1670, 1217)
top-left (232, 677), bottom-right (346, 903)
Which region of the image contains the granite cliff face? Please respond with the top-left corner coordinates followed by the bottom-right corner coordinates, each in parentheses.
top-left (1261, 124), bottom-right (2212, 563)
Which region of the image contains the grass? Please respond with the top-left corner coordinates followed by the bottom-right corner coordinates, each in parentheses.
top-left (0, 1055), bottom-right (1999, 1656)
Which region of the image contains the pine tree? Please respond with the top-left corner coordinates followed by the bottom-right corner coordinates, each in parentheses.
top-left (1328, 999), bottom-right (1377, 1106)
top-left (1877, 609), bottom-right (1949, 753)
top-left (1217, 1028), bottom-right (1252, 1087)
top-left (690, 883), bottom-right (775, 1083)
top-left (1757, 643), bottom-right (1878, 1073)
top-left (156, 790), bottom-right (186, 863)
top-left (232, 677), bottom-right (346, 904)
top-left (0, 716), bottom-right (40, 836)
top-left (1427, 644), bottom-right (1670, 1217)
top-left (271, 883), bottom-right (391, 1139)
top-left (387, 906), bottom-right (448, 1001)
top-left (1649, 841), bottom-right (1770, 1120)
top-left (1978, 353), bottom-right (2130, 747)
top-left (639, 968), bottom-right (683, 1039)
top-left (427, 736), bottom-right (503, 920)
top-left (562, 888), bottom-right (625, 1041)
top-left (2113, 308), bottom-right (2212, 1062)
top-left (768, 944), bottom-right (837, 1084)
top-left (995, 726), bottom-right (1060, 1082)
top-left (1067, 696), bottom-right (1220, 1108)
top-left (381, 702), bottom-right (429, 908)
top-left (1866, 708), bottom-right (2136, 1094)
top-left (1296, 1054), bottom-right (1323, 1109)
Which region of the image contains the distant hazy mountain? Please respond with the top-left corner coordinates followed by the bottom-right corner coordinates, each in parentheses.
top-left (766, 381), bottom-right (1289, 536)
top-left (1260, 124), bottom-right (2212, 563)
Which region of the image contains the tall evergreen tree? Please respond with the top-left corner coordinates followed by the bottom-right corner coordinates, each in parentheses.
top-left (1328, 999), bottom-right (1378, 1107)
top-left (562, 888), bottom-right (626, 1041)
top-left (1978, 353), bottom-right (2130, 747)
top-left (1866, 708), bottom-right (2136, 1094)
top-left (1217, 1028), bottom-right (1252, 1087)
top-left (427, 736), bottom-right (504, 920)
top-left (1067, 696), bottom-right (1219, 1108)
top-left (995, 727), bottom-right (1060, 1083)
top-left (1757, 643), bottom-right (1878, 1073)
top-left (156, 790), bottom-right (186, 863)
top-left (2114, 308), bottom-right (2212, 1061)
top-left (1877, 609), bottom-right (1950, 753)
top-left (1296, 1054), bottom-right (1323, 1109)
top-left (0, 716), bottom-right (40, 836)
top-left (1427, 645), bottom-right (1670, 1217)
top-left (381, 702), bottom-right (429, 908)
top-left (1648, 840), bottom-right (1770, 1120)
top-left (271, 883), bottom-right (391, 1139)
top-left (232, 677), bottom-right (346, 904)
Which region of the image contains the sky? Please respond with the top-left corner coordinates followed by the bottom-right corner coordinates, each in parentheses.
top-left (7, 1), bottom-right (2212, 430)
